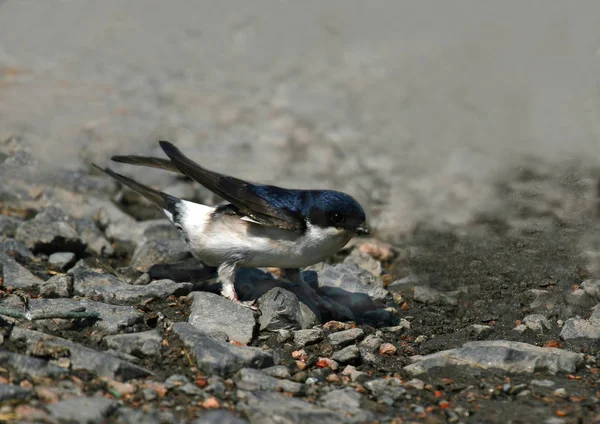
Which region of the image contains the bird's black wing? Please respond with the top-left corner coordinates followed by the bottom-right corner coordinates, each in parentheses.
top-left (159, 141), bottom-right (305, 232)
top-left (111, 155), bottom-right (181, 174)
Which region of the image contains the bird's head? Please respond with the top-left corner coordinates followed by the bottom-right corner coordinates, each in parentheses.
top-left (306, 191), bottom-right (369, 236)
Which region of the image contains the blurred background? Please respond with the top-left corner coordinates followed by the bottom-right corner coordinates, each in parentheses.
top-left (1, 0), bottom-right (600, 242)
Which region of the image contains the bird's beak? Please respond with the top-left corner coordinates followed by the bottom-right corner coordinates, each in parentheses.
top-left (355, 222), bottom-right (370, 236)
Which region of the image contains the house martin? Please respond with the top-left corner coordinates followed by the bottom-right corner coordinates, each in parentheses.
top-left (94, 141), bottom-right (369, 308)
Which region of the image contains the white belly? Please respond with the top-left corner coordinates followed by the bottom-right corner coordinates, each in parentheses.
top-left (175, 200), bottom-right (352, 268)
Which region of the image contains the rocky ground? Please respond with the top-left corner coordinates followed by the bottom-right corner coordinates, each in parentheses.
top-left (0, 136), bottom-right (599, 424)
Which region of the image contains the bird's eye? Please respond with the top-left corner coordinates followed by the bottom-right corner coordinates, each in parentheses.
top-left (331, 212), bottom-right (345, 225)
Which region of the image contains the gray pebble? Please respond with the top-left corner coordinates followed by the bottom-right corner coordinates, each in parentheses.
top-left (39, 274), bottom-right (73, 298)
top-left (293, 328), bottom-right (324, 347)
top-left (328, 328), bottom-right (365, 347)
top-left (331, 345), bottom-right (360, 364)
top-left (48, 252), bottom-right (76, 271)
top-left (47, 396), bottom-right (118, 424)
top-left (104, 330), bottom-right (162, 358)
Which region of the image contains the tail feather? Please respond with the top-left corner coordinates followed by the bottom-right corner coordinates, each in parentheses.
top-left (92, 164), bottom-right (178, 211)
top-left (111, 155), bottom-right (181, 174)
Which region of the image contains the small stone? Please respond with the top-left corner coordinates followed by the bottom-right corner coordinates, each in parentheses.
top-left (468, 324), bottom-right (493, 338)
top-left (379, 343), bottom-right (397, 356)
top-left (293, 328), bottom-right (324, 347)
top-left (0, 383), bottom-right (31, 402)
top-left (48, 252), bottom-right (76, 271)
top-left (319, 387), bottom-right (363, 413)
top-left (531, 379), bottom-right (555, 388)
top-left (257, 287), bottom-right (318, 331)
top-left (552, 388), bottom-right (568, 398)
top-left (262, 365), bottom-right (292, 379)
top-left (0, 215), bottom-right (21, 238)
top-left (202, 397), bottom-right (221, 409)
top-left (328, 328), bottom-right (365, 347)
top-left (165, 374), bottom-right (189, 390)
top-left (291, 349), bottom-right (308, 360)
top-left (522, 314), bottom-right (553, 333)
top-left (344, 249), bottom-right (382, 276)
top-left (104, 330), bottom-right (162, 358)
top-left (380, 320), bottom-right (411, 333)
top-left (15, 207), bottom-right (85, 254)
top-left (0, 238), bottom-right (35, 260)
top-left (341, 365), bottom-right (366, 382)
top-left (188, 292), bottom-right (255, 345)
top-left (39, 274), bottom-right (73, 298)
top-left (359, 334), bottom-right (382, 351)
top-left (332, 345), bottom-right (361, 364)
top-left (404, 378), bottom-right (425, 390)
top-left (130, 239), bottom-right (191, 272)
top-left (276, 329), bottom-right (292, 343)
top-left (132, 273), bottom-right (151, 285)
top-left (142, 387), bottom-right (158, 401)
top-left (581, 279), bottom-right (600, 301)
top-left (413, 285), bottom-right (457, 306)
top-left (364, 378), bottom-right (406, 401)
top-left (560, 317), bottom-right (600, 341)
top-left (322, 321), bottom-right (351, 332)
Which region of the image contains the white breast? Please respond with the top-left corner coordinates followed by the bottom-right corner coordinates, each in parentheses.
top-left (174, 200), bottom-right (352, 268)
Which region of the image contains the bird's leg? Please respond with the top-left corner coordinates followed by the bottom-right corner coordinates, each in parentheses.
top-left (217, 261), bottom-right (258, 311)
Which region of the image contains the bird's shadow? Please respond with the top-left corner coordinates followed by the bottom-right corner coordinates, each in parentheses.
top-left (151, 262), bottom-right (397, 327)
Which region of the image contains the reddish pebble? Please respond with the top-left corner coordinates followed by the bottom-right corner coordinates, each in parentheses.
top-left (295, 360), bottom-right (307, 370)
top-left (326, 374), bottom-right (341, 383)
top-left (379, 343), bottom-right (397, 356)
top-left (359, 243), bottom-right (395, 261)
top-left (20, 380), bottom-right (33, 390)
top-left (323, 321), bottom-right (351, 332)
top-left (316, 358), bottom-right (339, 370)
top-left (202, 397), bottom-right (220, 409)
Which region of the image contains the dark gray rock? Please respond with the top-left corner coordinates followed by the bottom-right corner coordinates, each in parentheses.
top-left (565, 288), bottom-right (597, 310)
top-left (194, 410), bottom-right (248, 424)
top-left (358, 334), bottom-right (382, 351)
top-left (0, 253), bottom-right (43, 289)
top-left (331, 345), bottom-right (360, 364)
top-left (560, 316), bottom-right (600, 341)
top-left (328, 328), bottom-right (365, 347)
top-left (164, 374), bottom-right (190, 390)
top-left (15, 206), bottom-right (86, 254)
top-left (10, 327), bottom-right (151, 380)
top-left (48, 252), bottom-right (76, 271)
top-left (172, 322), bottom-right (275, 376)
top-left (39, 274), bottom-right (73, 298)
top-left (293, 328), bottom-right (324, 347)
top-left (364, 377), bottom-right (406, 401)
top-left (72, 268), bottom-right (192, 305)
top-left (0, 215), bottom-right (21, 238)
top-left (104, 330), bottom-right (162, 357)
top-left (0, 238), bottom-right (35, 260)
top-left (258, 287), bottom-right (319, 332)
top-left (237, 391), bottom-right (347, 424)
top-left (413, 285), bottom-right (458, 306)
top-left (0, 383), bottom-right (31, 402)
top-left (0, 351), bottom-right (68, 378)
top-left (130, 239), bottom-right (190, 272)
top-left (236, 368), bottom-right (303, 394)
top-left (404, 340), bottom-right (584, 376)
top-left (188, 292), bottom-right (256, 345)
top-left (314, 263), bottom-right (388, 316)
top-left (47, 396), bottom-right (118, 424)
top-left (27, 298), bottom-right (144, 334)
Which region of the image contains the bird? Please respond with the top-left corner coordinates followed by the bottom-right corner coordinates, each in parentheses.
top-left (93, 141), bottom-right (369, 309)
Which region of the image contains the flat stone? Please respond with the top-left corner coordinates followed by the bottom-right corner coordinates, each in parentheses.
top-left (105, 330), bottom-right (162, 357)
top-left (0, 383), bottom-right (31, 402)
top-left (72, 268), bottom-right (192, 305)
top-left (468, 324), bottom-right (493, 338)
top-left (293, 328), bottom-right (324, 347)
top-left (237, 391), bottom-right (347, 424)
top-left (193, 410), bottom-right (248, 424)
top-left (331, 345), bottom-right (360, 364)
top-left (47, 396), bottom-right (118, 424)
top-left (328, 328), bottom-right (365, 347)
top-left (39, 274), bottom-right (73, 298)
top-left (130, 239), bottom-right (191, 272)
top-left (0, 351), bottom-right (68, 378)
top-left (258, 287), bottom-right (318, 332)
top-left (27, 298), bottom-right (144, 334)
top-left (413, 285), bottom-right (457, 306)
top-left (15, 206), bottom-right (86, 254)
top-left (76, 217), bottom-right (114, 256)
top-left (10, 327), bottom-right (151, 380)
top-left (0, 253), bottom-right (43, 289)
top-left (48, 252), bottom-right (76, 271)
top-left (236, 368), bottom-right (303, 394)
top-left (404, 340), bottom-right (584, 376)
top-left (172, 323), bottom-right (275, 376)
top-left (262, 365), bottom-right (292, 379)
top-left (560, 317), bottom-right (600, 340)
top-left (188, 292), bottom-right (255, 345)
